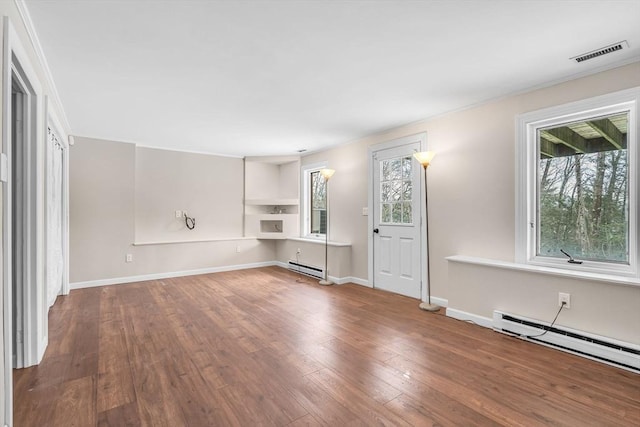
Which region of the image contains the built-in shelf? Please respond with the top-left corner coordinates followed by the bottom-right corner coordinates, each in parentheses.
top-left (133, 236), bottom-right (256, 246)
top-left (244, 156), bottom-right (300, 239)
top-left (245, 198), bottom-right (299, 206)
top-left (245, 214), bottom-right (299, 239)
top-left (287, 237), bottom-right (351, 247)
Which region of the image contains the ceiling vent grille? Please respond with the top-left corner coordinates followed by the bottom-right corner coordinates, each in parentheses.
top-left (571, 41), bottom-right (628, 63)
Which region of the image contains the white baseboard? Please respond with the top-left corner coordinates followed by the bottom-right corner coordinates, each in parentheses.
top-left (334, 276), bottom-right (369, 286)
top-left (429, 296), bottom-right (448, 307)
top-left (446, 307), bottom-right (493, 328)
top-left (273, 262), bottom-right (369, 287)
top-left (70, 261), bottom-right (277, 289)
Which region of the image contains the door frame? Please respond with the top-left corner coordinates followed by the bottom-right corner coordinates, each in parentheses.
top-left (2, 15), bottom-right (47, 427)
top-left (45, 99), bottom-right (70, 303)
top-left (368, 133), bottom-right (428, 301)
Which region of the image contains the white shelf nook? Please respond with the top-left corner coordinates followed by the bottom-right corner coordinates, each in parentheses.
top-left (244, 156), bottom-right (300, 239)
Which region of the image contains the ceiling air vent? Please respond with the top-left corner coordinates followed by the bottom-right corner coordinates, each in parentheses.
top-left (571, 41), bottom-right (628, 63)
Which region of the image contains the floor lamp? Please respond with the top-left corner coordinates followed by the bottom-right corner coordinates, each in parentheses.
top-left (413, 152), bottom-right (440, 312)
top-left (319, 168), bottom-right (335, 286)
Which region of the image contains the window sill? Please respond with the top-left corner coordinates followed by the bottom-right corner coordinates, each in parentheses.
top-left (446, 255), bottom-right (640, 287)
top-left (288, 237), bottom-right (351, 247)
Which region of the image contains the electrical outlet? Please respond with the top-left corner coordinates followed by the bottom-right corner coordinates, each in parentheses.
top-left (236, 246), bottom-right (241, 253)
top-left (296, 248), bottom-right (301, 254)
top-left (126, 253), bottom-right (133, 263)
top-left (558, 292), bottom-right (571, 309)
top-left (175, 210), bottom-right (182, 218)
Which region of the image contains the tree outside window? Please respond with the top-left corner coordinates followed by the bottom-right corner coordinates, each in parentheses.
top-left (538, 112), bottom-right (628, 263)
top-left (310, 170), bottom-right (327, 234)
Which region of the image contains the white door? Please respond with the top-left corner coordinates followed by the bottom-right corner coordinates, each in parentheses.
top-left (46, 126), bottom-right (64, 308)
top-left (372, 141), bottom-right (422, 298)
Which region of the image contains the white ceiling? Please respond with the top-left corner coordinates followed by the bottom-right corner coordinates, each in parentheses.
top-left (24, 0), bottom-right (640, 157)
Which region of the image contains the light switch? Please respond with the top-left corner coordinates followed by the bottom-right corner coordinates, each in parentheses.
top-left (362, 207), bottom-right (369, 216)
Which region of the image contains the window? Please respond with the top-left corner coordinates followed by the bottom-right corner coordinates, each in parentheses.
top-left (310, 170), bottom-right (327, 234)
top-left (302, 163), bottom-right (328, 237)
top-left (380, 156), bottom-right (413, 224)
top-left (516, 88), bottom-right (639, 278)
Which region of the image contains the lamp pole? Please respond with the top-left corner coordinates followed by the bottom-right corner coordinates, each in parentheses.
top-left (413, 152), bottom-right (440, 312)
top-left (319, 168), bottom-right (335, 286)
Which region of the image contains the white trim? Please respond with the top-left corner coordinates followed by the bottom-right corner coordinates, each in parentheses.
top-left (447, 255), bottom-right (640, 287)
top-left (135, 143), bottom-right (244, 159)
top-left (2, 15), bottom-right (49, 426)
top-left (3, 15), bottom-right (47, 366)
top-left (0, 17), bottom-right (11, 427)
top-left (274, 261), bottom-right (368, 286)
top-left (300, 161), bottom-right (328, 238)
top-left (69, 136), bottom-right (247, 159)
top-left (368, 133), bottom-right (428, 301)
top-left (44, 104), bottom-right (69, 300)
top-left (446, 307), bottom-right (493, 329)
top-left (13, 0), bottom-right (71, 134)
top-left (340, 276), bottom-right (370, 287)
top-left (429, 296), bottom-right (448, 308)
top-left (516, 87), bottom-right (640, 279)
top-left (1, 18), bottom-right (12, 427)
top-left (70, 261), bottom-right (278, 289)
top-left (287, 237), bottom-right (351, 247)
top-left (133, 236), bottom-right (257, 246)
top-left (73, 262), bottom-right (372, 291)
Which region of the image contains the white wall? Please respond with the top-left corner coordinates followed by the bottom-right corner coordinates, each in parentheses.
top-left (70, 137), bottom-right (275, 285)
top-left (135, 147), bottom-right (244, 242)
top-left (70, 137), bottom-right (135, 282)
top-left (276, 239), bottom-right (352, 280)
top-left (289, 63), bottom-right (640, 344)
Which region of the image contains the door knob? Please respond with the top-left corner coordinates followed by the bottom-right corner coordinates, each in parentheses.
top-left (373, 228), bottom-right (379, 234)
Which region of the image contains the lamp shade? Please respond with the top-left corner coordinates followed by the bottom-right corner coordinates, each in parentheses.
top-left (320, 168), bottom-right (335, 180)
top-left (413, 151), bottom-right (436, 167)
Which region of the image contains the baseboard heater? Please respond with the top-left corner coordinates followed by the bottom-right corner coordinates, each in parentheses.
top-left (287, 260), bottom-right (324, 279)
top-left (493, 310), bottom-right (640, 373)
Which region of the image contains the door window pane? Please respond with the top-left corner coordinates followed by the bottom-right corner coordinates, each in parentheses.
top-left (380, 156), bottom-right (413, 224)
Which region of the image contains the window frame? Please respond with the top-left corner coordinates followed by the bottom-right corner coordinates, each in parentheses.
top-left (301, 161), bottom-right (328, 239)
top-left (515, 87), bottom-right (639, 279)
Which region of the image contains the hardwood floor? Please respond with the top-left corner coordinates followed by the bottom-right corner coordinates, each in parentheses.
top-left (14, 266), bottom-right (640, 426)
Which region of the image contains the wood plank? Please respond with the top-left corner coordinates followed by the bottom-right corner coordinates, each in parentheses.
top-left (52, 375), bottom-right (96, 427)
top-left (97, 402), bottom-right (141, 427)
top-left (14, 267), bottom-right (640, 426)
top-left (306, 368), bottom-right (412, 426)
top-left (385, 393), bottom-right (499, 427)
top-left (287, 413), bottom-right (323, 427)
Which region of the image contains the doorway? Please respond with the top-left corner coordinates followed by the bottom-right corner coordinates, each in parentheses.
top-left (2, 17), bottom-right (49, 427)
top-left (9, 63), bottom-right (41, 370)
top-left (369, 134), bottom-right (426, 299)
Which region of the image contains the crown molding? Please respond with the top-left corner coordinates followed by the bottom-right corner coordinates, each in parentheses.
top-left (13, 0), bottom-right (72, 133)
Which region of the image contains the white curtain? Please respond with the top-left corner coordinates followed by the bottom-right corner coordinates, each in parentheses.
top-left (46, 126), bottom-right (64, 307)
